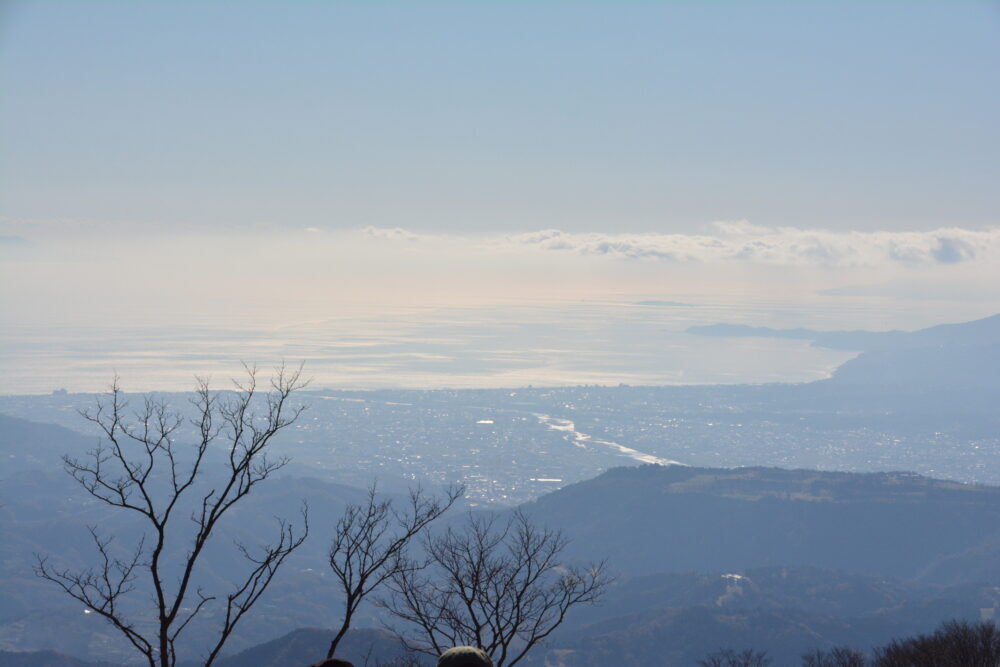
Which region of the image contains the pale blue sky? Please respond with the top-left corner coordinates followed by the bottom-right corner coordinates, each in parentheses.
top-left (2, 1), bottom-right (998, 234)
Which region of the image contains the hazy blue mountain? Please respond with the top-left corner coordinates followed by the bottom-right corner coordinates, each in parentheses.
top-left (685, 323), bottom-right (907, 350)
top-left (684, 314), bottom-right (1000, 414)
top-left (0, 413), bottom-right (96, 474)
top-left (8, 460), bottom-right (1000, 664)
top-left (525, 568), bottom-right (1000, 666)
top-left (50, 565), bottom-right (989, 667)
top-left (526, 606), bottom-right (893, 666)
top-left (190, 628), bottom-right (424, 667)
top-left (0, 651), bottom-right (114, 667)
top-left (520, 465), bottom-right (1000, 583)
top-left (825, 342), bottom-right (1000, 390)
top-left (900, 313), bottom-right (1000, 348)
top-left (687, 313), bottom-right (1000, 352)
top-left (0, 629), bottom-right (420, 667)
top-left (565, 567), bottom-right (927, 626)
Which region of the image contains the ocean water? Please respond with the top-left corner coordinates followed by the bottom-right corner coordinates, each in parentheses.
top-left (0, 296), bottom-right (888, 394)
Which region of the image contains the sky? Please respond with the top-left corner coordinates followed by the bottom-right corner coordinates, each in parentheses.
top-left (2, 1), bottom-right (998, 233)
top-left (1, 1), bottom-right (999, 391)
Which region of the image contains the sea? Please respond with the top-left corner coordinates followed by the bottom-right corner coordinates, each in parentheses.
top-left (0, 294), bottom-right (983, 394)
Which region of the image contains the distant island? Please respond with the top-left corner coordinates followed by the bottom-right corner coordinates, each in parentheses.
top-left (687, 313), bottom-right (1000, 352)
top-left (685, 323), bottom-right (900, 350)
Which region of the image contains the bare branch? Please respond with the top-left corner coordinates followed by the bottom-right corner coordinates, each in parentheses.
top-left (380, 509), bottom-right (613, 667)
top-left (34, 529), bottom-right (154, 666)
top-left (35, 367), bottom-right (309, 667)
top-left (203, 506), bottom-right (309, 666)
top-left (325, 483), bottom-right (463, 660)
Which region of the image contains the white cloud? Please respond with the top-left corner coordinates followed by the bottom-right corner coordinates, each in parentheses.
top-left (360, 223), bottom-right (1000, 268)
top-left (361, 225), bottom-right (422, 243)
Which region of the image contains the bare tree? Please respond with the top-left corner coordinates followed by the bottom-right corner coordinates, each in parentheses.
top-left (34, 365), bottom-right (309, 667)
top-left (325, 483), bottom-right (463, 660)
top-left (802, 647), bottom-right (867, 667)
top-left (873, 620), bottom-right (1000, 667)
top-left (698, 648), bottom-right (772, 667)
top-left (379, 509), bottom-right (612, 667)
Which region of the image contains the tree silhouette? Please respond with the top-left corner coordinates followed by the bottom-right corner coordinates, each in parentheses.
top-left (35, 365), bottom-right (309, 667)
top-left (325, 483), bottom-right (463, 660)
top-left (873, 620), bottom-right (1000, 667)
top-left (699, 648), bottom-right (772, 667)
top-left (802, 647), bottom-right (867, 667)
top-left (380, 509), bottom-right (611, 667)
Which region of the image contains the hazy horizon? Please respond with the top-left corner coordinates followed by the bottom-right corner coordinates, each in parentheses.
top-left (4, 223), bottom-right (1000, 393)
